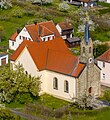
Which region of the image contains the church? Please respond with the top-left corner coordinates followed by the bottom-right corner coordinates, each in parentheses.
top-left (10, 20), bottom-right (101, 102)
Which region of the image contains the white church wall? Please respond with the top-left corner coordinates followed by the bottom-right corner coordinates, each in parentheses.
top-left (11, 47), bottom-right (77, 101)
top-left (11, 47), bottom-right (46, 93)
top-left (44, 70), bottom-right (76, 101)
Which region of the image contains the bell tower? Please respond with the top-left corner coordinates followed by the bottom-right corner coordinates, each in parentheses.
top-left (79, 12), bottom-right (94, 65)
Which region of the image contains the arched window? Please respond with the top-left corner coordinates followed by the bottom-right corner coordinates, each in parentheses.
top-left (64, 80), bottom-right (69, 93)
top-left (89, 47), bottom-right (91, 53)
top-left (88, 87), bottom-right (92, 94)
top-left (53, 77), bottom-right (58, 90)
top-left (83, 47), bottom-right (85, 53)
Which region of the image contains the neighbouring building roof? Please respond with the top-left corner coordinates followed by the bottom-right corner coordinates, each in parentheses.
top-left (10, 38), bottom-right (85, 78)
top-left (96, 49), bottom-right (110, 63)
top-left (58, 22), bottom-right (73, 31)
top-left (9, 32), bottom-right (18, 41)
top-left (66, 37), bottom-right (81, 43)
top-left (0, 54), bottom-right (7, 58)
top-left (9, 21), bottom-right (60, 42)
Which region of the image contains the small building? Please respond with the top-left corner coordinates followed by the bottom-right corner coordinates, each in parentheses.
top-left (65, 37), bottom-right (81, 47)
top-left (56, 22), bottom-right (74, 40)
top-left (99, 0), bottom-right (110, 3)
top-left (67, 0), bottom-right (97, 7)
top-left (0, 54), bottom-right (8, 66)
top-left (9, 21), bottom-right (61, 51)
top-left (96, 49), bottom-right (110, 88)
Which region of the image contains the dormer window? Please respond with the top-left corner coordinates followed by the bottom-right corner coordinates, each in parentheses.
top-left (48, 37), bottom-right (50, 41)
top-left (43, 38), bottom-right (45, 42)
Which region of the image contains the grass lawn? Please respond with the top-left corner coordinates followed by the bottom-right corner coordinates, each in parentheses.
top-left (0, 1), bottom-right (79, 47)
top-left (5, 101), bottom-right (25, 108)
top-left (36, 94), bottom-right (69, 109)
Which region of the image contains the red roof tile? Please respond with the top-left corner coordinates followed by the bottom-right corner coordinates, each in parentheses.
top-left (10, 38), bottom-right (85, 77)
top-left (9, 32), bottom-right (18, 41)
top-left (97, 48), bottom-right (110, 63)
top-left (26, 21), bottom-right (60, 42)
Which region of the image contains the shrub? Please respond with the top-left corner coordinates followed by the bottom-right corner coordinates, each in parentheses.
top-left (103, 90), bottom-right (110, 102)
top-left (59, 2), bottom-right (70, 12)
top-left (107, 31), bottom-right (110, 38)
top-left (11, 6), bottom-right (25, 18)
top-left (15, 93), bottom-right (33, 104)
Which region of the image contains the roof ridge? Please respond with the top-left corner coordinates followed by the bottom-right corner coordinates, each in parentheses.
top-left (69, 57), bottom-right (78, 75)
top-left (40, 25), bottom-right (54, 34)
top-left (38, 20), bottom-right (53, 25)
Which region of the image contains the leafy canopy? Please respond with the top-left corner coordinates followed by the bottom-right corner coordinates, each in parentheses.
top-left (0, 64), bottom-right (41, 103)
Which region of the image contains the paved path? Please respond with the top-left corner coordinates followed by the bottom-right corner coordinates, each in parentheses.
top-left (10, 108), bottom-right (44, 120)
top-left (92, 99), bottom-right (110, 109)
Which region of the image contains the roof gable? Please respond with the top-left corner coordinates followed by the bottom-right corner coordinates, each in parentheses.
top-left (97, 48), bottom-right (110, 63)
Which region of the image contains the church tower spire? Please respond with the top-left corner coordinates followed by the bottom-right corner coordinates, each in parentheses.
top-left (79, 12), bottom-right (94, 64)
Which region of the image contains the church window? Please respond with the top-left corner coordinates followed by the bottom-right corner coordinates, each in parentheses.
top-left (83, 47), bottom-right (85, 53)
top-left (102, 73), bottom-right (105, 79)
top-left (89, 47), bottom-right (91, 53)
top-left (88, 87), bottom-right (92, 94)
top-left (64, 80), bottom-right (69, 93)
top-left (53, 77), bottom-right (58, 90)
top-left (25, 71), bottom-right (28, 75)
top-left (103, 62), bottom-right (105, 68)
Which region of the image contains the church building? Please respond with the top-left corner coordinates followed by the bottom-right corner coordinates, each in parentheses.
top-left (10, 20), bottom-right (100, 102)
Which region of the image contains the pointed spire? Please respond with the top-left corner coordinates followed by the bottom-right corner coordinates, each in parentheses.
top-left (84, 11), bottom-right (90, 45)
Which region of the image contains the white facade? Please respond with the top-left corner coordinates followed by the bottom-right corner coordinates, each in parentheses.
top-left (97, 60), bottom-right (110, 86)
top-left (9, 27), bottom-right (32, 50)
top-left (11, 47), bottom-right (77, 101)
top-left (0, 54), bottom-right (8, 66)
top-left (99, 0), bottom-right (110, 3)
top-left (40, 34), bottom-right (55, 42)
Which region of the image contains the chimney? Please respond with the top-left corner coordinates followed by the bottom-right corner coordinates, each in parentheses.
top-left (17, 28), bottom-right (21, 34)
top-left (34, 20), bottom-right (37, 25)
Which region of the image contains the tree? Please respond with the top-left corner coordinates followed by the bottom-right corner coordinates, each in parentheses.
top-left (0, 64), bottom-right (41, 103)
top-left (94, 44), bottom-right (109, 58)
top-left (32, 0), bottom-right (53, 5)
top-left (59, 2), bottom-right (70, 12)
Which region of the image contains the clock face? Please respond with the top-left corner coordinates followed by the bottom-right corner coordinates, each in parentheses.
top-left (88, 58), bottom-right (93, 63)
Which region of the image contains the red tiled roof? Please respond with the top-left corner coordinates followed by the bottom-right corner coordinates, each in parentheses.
top-left (96, 48), bottom-right (110, 63)
top-left (58, 22), bottom-right (73, 31)
top-left (26, 21), bottom-right (60, 42)
top-left (10, 38), bottom-right (85, 77)
top-left (9, 32), bottom-right (18, 41)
